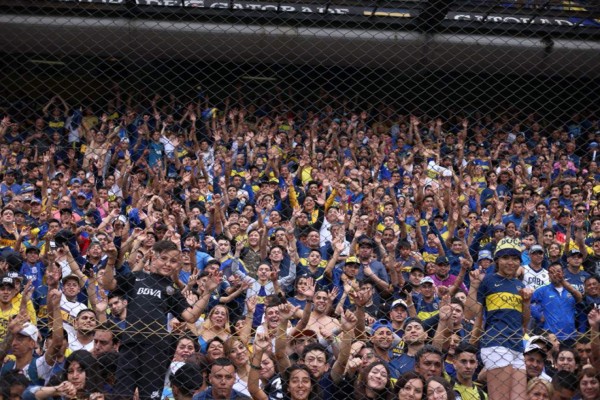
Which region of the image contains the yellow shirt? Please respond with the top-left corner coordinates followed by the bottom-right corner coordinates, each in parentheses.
top-left (454, 382), bottom-right (488, 400)
top-left (0, 294), bottom-right (37, 343)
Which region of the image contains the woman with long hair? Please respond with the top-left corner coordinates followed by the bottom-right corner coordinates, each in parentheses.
top-left (578, 367), bottom-right (600, 400)
top-left (224, 336), bottom-right (252, 396)
top-left (526, 377), bottom-right (553, 400)
top-left (197, 305), bottom-right (231, 352)
top-left (29, 350), bottom-right (103, 399)
top-left (394, 372), bottom-right (425, 400)
top-left (425, 376), bottom-right (455, 400)
top-left (353, 361), bottom-right (394, 400)
top-left (555, 347), bottom-right (580, 375)
top-left (248, 333), bottom-right (285, 400)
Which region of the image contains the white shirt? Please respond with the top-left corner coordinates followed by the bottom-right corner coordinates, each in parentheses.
top-left (522, 264), bottom-right (550, 290)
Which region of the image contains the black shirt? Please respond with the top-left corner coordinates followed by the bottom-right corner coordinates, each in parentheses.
top-left (116, 271), bottom-right (189, 341)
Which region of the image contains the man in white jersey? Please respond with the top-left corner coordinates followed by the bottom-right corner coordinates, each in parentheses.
top-left (520, 245), bottom-right (549, 290)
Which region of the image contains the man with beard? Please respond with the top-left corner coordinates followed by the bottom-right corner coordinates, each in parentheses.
top-left (430, 256), bottom-right (468, 296)
top-left (389, 318), bottom-right (427, 378)
top-left (68, 308), bottom-right (97, 351)
top-left (92, 322), bottom-right (120, 358)
top-left (368, 319), bottom-right (396, 363)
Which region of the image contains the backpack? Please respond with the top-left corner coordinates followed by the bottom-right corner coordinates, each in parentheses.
top-left (0, 356), bottom-right (42, 385)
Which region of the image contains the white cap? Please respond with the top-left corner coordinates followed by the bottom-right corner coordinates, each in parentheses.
top-left (18, 322), bottom-right (39, 342)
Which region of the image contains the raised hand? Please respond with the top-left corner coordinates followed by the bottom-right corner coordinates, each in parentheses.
top-left (47, 288), bottom-right (62, 309)
top-left (204, 271), bottom-right (222, 293)
top-left (300, 277), bottom-right (316, 299)
top-left (278, 302), bottom-right (300, 321)
top-left (469, 269), bottom-right (484, 286)
top-left (340, 309), bottom-right (358, 332)
top-left (587, 308), bottom-right (600, 331)
top-left (254, 332), bottom-right (271, 351)
top-left (519, 287), bottom-right (533, 303)
top-left (438, 304), bottom-right (452, 322)
top-left (246, 295), bottom-right (257, 314)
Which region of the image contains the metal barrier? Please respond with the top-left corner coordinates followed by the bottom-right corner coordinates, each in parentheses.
top-left (0, 1), bottom-right (599, 400)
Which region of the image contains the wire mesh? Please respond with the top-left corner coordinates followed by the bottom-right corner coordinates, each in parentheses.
top-left (0, 1), bottom-right (599, 400)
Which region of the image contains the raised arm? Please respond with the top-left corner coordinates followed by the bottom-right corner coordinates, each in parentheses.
top-left (247, 332), bottom-right (271, 400)
top-left (330, 309), bottom-right (357, 384)
top-left (274, 302), bottom-right (297, 373)
top-left (44, 289), bottom-right (65, 366)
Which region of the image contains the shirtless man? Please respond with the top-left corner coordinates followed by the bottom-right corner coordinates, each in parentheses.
top-left (305, 289), bottom-right (339, 339)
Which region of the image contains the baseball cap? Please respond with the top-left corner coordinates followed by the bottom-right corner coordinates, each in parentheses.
top-left (524, 343), bottom-right (547, 359)
top-left (478, 250), bottom-right (493, 261)
top-left (420, 276), bottom-right (435, 285)
top-left (391, 299), bottom-right (408, 310)
top-left (410, 265), bottom-right (424, 273)
top-left (371, 319), bottom-right (393, 334)
top-left (0, 276), bottom-right (15, 288)
top-left (530, 245), bottom-right (544, 254)
top-left (567, 249), bottom-right (582, 257)
top-left (6, 271), bottom-right (23, 282)
top-left (62, 274), bottom-right (82, 286)
top-left (70, 178), bottom-right (82, 185)
top-left (345, 256), bottom-right (359, 265)
top-left (529, 335), bottom-right (553, 352)
top-left (435, 256), bottom-right (449, 265)
top-left (18, 322), bottom-right (39, 342)
top-left (76, 192), bottom-right (87, 198)
top-left (493, 224), bottom-right (506, 232)
top-left (25, 246), bottom-right (41, 254)
top-left (494, 237), bottom-right (522, 259)
top-left (30, 197), bottom-right (42, 204)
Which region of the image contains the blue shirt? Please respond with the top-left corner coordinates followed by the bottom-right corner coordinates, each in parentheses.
top-left (192, 387), bottom-right (250, 400)
top-left (563, 268), bottom-right (590, 294)
top-left (531, 284), bottom-right (578, 341)
top-left (477, 273), bottom-right (526, 352)
top-left (389, 353), bottom-right (415, 379)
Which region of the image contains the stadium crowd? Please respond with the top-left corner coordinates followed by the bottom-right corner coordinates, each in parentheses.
top-left (0, 90), bottom-right (599, 400)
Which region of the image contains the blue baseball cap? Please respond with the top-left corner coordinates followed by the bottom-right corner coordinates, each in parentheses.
top-left (371, 319), bottom-right (393, 334)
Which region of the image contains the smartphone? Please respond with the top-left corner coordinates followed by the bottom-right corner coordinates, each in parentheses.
top-left (401, 282), bottom-right (413, 293)
top-left (49, 241), bottom-right (57, 250)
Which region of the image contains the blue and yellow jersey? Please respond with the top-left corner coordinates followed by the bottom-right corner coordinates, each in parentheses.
top-left (420, 243), bottom-right (440, 264)
top-left (376, 222), bottom-right (400, 233)
top-left (472, 176), bottom-right (487, 193)
top-left (477, 273), bottom-right (526, 352)
top-left (414, 294), bottom-right (440, 321)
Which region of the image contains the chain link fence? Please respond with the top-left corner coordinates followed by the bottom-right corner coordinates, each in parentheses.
top-left (0, 1), bottom-right (600, 400)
